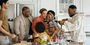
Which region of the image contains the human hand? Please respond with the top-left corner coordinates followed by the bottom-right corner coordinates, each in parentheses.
top-left (10, 34), bottom-right (16, 38)
top-left (59, 21), bottom-right (65, 25)
top-left (18, 34), bottom-right (23, 43)
top-left (62, 18), bottom-right (68, 21)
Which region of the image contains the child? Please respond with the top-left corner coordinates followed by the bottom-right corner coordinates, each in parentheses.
top-left (33, 22), bottom-right (58, 43)
top-left (46, 10), bottom-right (61, 38)
top-left (33, 22), bottom-right (50, 42)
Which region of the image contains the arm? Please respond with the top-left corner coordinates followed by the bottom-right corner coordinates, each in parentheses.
top-left (32, 18), bottom-right (38, 34)
top-left (51, 30), bottom-right (58, 39)
top-left (14, 18), bottom-right (22, 42)
top-left (64, 16), bottom-right (82, 32)
top-left (0, 21), bottom-right (16, 38)
top-left (52, 20), bottom-right (60, 30)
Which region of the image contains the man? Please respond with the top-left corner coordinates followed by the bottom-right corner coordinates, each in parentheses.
top-left (0, 0), bottom-right (16, 45)
top-left (14, 7), bottom-right (33, 42)
top-left (32, 8), bottom-right (47, 35)
top-left (59, 5), bottom-right (86, 45)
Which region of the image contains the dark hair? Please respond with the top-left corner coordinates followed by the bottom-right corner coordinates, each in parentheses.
top-left (69, 5), bottom-right (77, 9)
top-left (35, 22), bottom-right (45, 33)
top-left (0, 0), bottom-right (8, 7)
top-left (39, 8), bottom-right (47, 14)
top-left (47, 10), bottom-right (55, 16)
top-left (22, 6), bottom-right (29, 12)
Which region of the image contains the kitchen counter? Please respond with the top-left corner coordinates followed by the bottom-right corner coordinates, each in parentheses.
top-left (12, 42), bottom-right (79, 45)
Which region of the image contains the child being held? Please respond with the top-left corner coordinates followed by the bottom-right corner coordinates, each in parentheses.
top-left (33, 22), bottom-right (58, 43)
top-left (33, 22), bottom-right (58, 42)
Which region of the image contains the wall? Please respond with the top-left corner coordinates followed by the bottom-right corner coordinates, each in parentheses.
top-left (83, 0), bottom-right (90, 15)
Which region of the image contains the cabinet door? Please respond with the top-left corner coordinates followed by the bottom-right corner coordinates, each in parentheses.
top-left (6, 4), bottom-right (16, 20)
top-left (39, 0), bottom-right (56, 13)
top-left (17, 4), bottom-right (35, 17)
top-left (57, 0), bottom-right (82, 15)
top-left (74, 0), bottom-right (83, 12)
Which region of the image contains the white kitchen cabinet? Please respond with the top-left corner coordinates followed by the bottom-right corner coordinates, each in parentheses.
top-left (38, 0), bottom-right (57, 16)
top-left (6, 4), bottom-right (16, 19)
top-left (56, 0), bottom-right (83, 16)
top-left (17, 4), bottom-right (35, 17)
top-left (8, 0), bottom-right (38, 18)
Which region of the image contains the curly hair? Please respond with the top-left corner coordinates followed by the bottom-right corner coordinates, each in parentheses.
top-left (35, 22), bottom-right (45, 33)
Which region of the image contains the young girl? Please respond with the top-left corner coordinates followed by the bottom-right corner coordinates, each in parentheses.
top-left (33, 22), bottom-right (49, 42)
top-left (33, 22), bottom-right (58, 43)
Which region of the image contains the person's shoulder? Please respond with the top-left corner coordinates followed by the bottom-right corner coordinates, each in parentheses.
top-left (15, 15), bottom-right (22, 21)
top-left (35, 16), bottom-right (41, 19)
top-left (0, 10), bottom-right (3, 13)
top-left (16, 15), bottom-right (22, 18)
top-left (33, 16), bottom-right (41, 21)
top-left (76, 12), bottom-right (85, 19)
top-left (0, 10), bottom-right (6, 16)
top-left (76, 12), bottom-right (84, 16)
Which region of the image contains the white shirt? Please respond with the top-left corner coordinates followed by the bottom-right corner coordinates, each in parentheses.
top-left (64, 13), bottom-right (86, 42)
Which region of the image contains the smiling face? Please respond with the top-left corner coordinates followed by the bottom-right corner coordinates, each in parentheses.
top-left (41, 10), bottom-right (47, 19)
top-left (39, 8), bottom-right (47, 19)
top-left (47, 12), bottom-right (54, 21)
top-left (46, 14), bottom-right (50, 22)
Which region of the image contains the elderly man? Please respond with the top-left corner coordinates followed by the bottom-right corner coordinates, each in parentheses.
top-left (14, 7), bottom-right (33, 42)
top-left (59, 5), bottom-right (86, 45)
